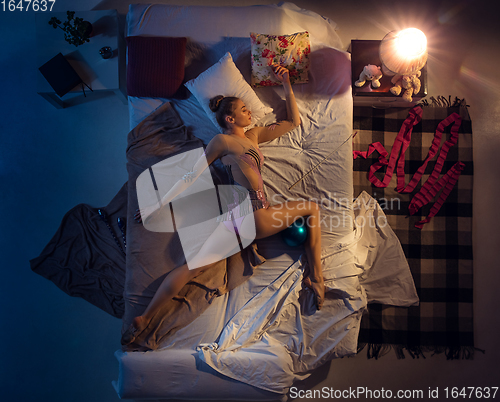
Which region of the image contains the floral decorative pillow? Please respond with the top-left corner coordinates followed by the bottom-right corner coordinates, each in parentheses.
top-left (250, 31), bottom-right (311, 87)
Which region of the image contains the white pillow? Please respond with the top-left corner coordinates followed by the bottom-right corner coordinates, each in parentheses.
top-left (185, 52), bottom-right (273, 132)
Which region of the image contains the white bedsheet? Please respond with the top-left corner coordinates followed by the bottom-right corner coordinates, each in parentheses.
top-left (197, 192), bottom-right (418, 393)
top-left (114, 3), bottom-right (418, 400)
top-left (114, 192), bottom-right (418, 398)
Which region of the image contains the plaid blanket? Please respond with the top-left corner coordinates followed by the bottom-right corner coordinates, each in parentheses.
top-left (352, 98), bottom-right (476, 359)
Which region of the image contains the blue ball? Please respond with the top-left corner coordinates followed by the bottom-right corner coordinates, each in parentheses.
top-left (282, 219), bottom-right (308, 247)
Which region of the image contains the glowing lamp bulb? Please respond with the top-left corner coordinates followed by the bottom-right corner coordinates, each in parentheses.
top-left (395, 28), bottom-right (427, 59)
top-left (380, 28), bottom-right (428, 75)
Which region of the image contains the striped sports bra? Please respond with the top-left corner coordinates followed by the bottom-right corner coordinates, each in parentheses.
top-left (219, 134), bottom-right (265, 192)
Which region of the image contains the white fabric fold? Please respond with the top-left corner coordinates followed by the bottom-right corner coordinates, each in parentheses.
top-left (198, 192), bottom-right (418, 393)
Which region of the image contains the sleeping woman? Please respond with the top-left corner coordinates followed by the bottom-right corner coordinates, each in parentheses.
top-left (123, 64), bottom-right (325, 346)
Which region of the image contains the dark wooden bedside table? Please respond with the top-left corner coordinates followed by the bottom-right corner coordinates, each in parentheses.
top-left (350, 39), bottom-right (428, 107)
top-left (36, 9), bottom-right (127, 108)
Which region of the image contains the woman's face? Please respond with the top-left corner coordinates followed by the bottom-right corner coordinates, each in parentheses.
top-left (227, 99), bottom-right (252, 127)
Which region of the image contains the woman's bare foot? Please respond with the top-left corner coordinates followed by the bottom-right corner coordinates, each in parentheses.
top-left (303, 276), bottom-right (325, 310)
top-left (121, 316), bottom-right (148, 345)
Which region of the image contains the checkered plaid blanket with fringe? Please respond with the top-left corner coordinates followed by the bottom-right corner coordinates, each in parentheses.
top-left (353, 97), bottom-right (478, 359)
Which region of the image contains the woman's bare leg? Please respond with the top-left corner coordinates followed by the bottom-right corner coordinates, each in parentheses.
top-left (121, 262), bottom-right (211, 345)
top-left (122, 222), bottom-right (243, 345)
top-left (253, 201), bottom-right (325, 310)
top-left (123, 201), bottom-right (324, 344)
top-left (142, 221), bottom-right (241, 322)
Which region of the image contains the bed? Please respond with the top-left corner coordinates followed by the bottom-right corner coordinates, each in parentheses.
top-left (30, 2), bottom-right (419, 401)
top-left (112, 3), bottom-right (420, 399)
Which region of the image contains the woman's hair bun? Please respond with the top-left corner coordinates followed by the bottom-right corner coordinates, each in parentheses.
top-left (209, 95), bottom-right (224, 112)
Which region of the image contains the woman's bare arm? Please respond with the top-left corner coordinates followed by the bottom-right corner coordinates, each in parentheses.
top-left (280, 66), bottom-right (301, 127)
top-left (253, 64), bottom-right (301, 144)
top-left (135, 134), bottom-right (226, 222)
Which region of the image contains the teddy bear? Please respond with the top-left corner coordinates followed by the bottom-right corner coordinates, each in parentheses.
top-left (390, 71), bottom-right (422, 102)
top-left (355, 64), bottom-right (383, 88)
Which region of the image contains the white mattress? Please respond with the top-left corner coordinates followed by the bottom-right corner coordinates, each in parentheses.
top-left (114, 3), bottom-right (418, 400)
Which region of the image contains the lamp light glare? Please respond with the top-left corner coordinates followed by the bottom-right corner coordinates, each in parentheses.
top-left (395, 28), bottom-right (427, 59)
top-left (379, 28), bottom-right (428, 76)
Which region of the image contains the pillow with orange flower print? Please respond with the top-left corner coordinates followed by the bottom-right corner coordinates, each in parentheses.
top-left (250, 31), bottom-right (311, 87)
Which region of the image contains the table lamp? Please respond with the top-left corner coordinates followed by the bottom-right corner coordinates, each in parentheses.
top-left (379, 28), bottom-right (427, 76)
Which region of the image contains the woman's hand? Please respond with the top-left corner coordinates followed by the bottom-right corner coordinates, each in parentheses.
top-left (271, 64), bottom-right (290, 85)
top-left (271, 63), bottom-right (300, 126)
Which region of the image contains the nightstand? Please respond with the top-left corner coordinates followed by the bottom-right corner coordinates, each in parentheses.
top-left (36, 9), bottom-right (127, 108)
top-left (350, 39), bottom-right (428, 107)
